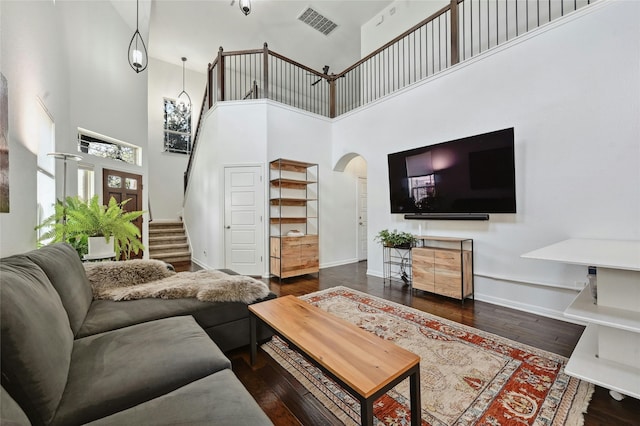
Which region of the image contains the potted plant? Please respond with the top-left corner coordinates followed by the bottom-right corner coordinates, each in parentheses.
top-left (36, 195), bottom-right (145, 260)
top-left (374, 229), bottom-right (416, 249)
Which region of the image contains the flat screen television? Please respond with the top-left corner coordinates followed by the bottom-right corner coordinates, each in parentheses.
top-left (388, 128), bottom-right (516, 219)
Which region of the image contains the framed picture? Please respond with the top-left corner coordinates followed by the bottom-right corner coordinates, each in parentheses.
top-left (0, 73), bottom-right (9, 213)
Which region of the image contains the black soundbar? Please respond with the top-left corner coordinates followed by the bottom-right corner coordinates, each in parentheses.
top-left (404, 213), bottom-right (490, 221)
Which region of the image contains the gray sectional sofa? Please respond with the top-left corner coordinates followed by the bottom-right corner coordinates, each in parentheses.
top-left (0, 243), bottom-right (275, 425)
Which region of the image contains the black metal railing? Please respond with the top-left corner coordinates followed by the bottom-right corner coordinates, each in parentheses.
top-left (185, 0), bottom-right (595, 191)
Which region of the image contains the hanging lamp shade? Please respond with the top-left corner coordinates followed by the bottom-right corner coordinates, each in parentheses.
top-left (177, 57), bottom-right (191, 109)
top-left (239, 0), bottom-right (251, 16)
top-left (128, 0), bottom-right (148, 73)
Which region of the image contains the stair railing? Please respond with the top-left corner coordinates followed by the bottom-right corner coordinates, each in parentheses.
top-left (185, 0), bottom-right (596, 192)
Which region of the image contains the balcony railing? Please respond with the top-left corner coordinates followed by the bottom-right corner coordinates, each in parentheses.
top-left (185, 0), bottom-right (595, 190)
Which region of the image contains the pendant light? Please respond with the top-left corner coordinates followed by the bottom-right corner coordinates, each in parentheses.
top-left (128, 0), bottom-right (148, 73)
top-left (177, 57), bottom-right (191, 109)
top-left (239, 0), bottom-right (251, 16)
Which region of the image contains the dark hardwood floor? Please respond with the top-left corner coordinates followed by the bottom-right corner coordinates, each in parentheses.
top-left (187, 261), bottom-right (640, 425)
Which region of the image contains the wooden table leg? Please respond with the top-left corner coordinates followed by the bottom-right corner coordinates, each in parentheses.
top-left (361, 398), bottom-right (374, 426)
top-left (410, 365), bottom-right (421, 426)
top-left (250, 314), bottom-right (257, 366)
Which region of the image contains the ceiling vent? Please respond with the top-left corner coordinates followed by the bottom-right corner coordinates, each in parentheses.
top-left (298, 7), bottom-right (338, 36)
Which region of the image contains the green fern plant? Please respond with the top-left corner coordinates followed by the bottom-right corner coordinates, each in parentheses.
top-left (36, 195), bottom-right (145, 259)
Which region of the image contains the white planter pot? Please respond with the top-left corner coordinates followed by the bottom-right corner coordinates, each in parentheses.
top-left (87, 236), bottom-right (115, 258)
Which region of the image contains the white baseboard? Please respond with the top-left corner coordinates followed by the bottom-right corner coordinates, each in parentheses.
top-left (191, 257), bottom-right (211, 270)
top-left (365, 268), bottom-right (583, 325)
top-left (320, 258), bottom-right (359, 269)
top-left (473, 293), bottom-right (584, 325)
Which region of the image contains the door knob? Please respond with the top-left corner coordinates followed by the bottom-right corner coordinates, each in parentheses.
top-left (225, 226), bottom-right (231, 229)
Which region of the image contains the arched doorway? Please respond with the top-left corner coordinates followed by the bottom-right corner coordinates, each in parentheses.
top-left (334, 153), bottom-right (368, 261)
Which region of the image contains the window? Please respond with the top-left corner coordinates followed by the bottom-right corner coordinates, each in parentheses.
top-left (77, 129), bottom-right (141, 166)
top-left (163, 98), bottom-right (191, 154)
top-left (78, 165), bottom-right (94, 201)
top-left (36, 100), bottom-right (55, 243)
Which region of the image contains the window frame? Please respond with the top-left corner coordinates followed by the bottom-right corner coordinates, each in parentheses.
top-left (163, 97), bottom-right (192, 155)
top-left (77, 128), bottom-right (142, 166)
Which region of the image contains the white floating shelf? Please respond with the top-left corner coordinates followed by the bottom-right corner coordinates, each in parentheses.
top-left (522, 239), bottom-right (640, 271)
top-left (565, 324), bottom-right (640, 400)
top-left (565, 287), bottom-right (640, 333)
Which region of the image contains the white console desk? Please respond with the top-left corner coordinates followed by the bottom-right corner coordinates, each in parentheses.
top-left (522, 239), bottom-right (640, 400)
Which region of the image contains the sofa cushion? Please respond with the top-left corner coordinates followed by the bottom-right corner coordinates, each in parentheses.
top-left (26, 243), bottom-right (93, 336)
top-left (77, 297), bottom-right (217, 337)
top-left (84, 370), bottom-right (273, 426)
top-left (52, 316), bottom-right (230, 425)
top-left (77, 293), bottom-right (277, 338)
top-left (1, 386), bottom-right (31, 426)
top-left (0, 256), bottom-right (74, 426)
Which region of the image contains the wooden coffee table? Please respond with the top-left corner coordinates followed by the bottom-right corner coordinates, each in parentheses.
top-left (249, 295), bottom-right (421, 426)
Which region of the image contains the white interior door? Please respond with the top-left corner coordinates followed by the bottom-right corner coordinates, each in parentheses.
top-left (224, 166), bottom-right (264, 275)
top-left (357, 177), bottom-right (368, 261)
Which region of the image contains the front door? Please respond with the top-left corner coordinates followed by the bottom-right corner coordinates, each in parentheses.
top-left (224, 166), bottom-right (264, 275)
top-left (102, 168), bottom-right (143, 259)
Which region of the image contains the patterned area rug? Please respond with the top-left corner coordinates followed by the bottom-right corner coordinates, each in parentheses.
top-left (262, 286), bottom-right (593, 426)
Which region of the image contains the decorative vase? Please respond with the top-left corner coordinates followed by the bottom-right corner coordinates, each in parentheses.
top-left (87, 236), bottom-right (115, 258)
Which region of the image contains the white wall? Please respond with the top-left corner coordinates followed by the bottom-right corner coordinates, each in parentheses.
top-left (265, 102), bottom-right (357, 268)
top-left (334, 0), bottom-right (640, 320)
top-left (184, 101), bottom-right (268, 271)
top-left (148, 57), bottom-right (206, 220)
top-left (184, 100), bottom-right (361, 273)
top-left (0, 1), bottom-right (149, 257)
top-left (361, 0), bottom-right (448, 57)
top-left (60, 1), bottom-right (149, 251)
top-left (0, 1), bottom-right (69, 256)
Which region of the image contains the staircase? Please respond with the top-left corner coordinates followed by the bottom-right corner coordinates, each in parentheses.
top-left (148, 220), bottom-right (191, 265)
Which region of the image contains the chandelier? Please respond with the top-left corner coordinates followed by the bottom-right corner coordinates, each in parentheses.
top-left (128, 0), bottom-right (148, 73)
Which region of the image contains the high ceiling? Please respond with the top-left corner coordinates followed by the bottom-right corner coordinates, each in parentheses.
top-left (145, 0), bottom-right (394, 75)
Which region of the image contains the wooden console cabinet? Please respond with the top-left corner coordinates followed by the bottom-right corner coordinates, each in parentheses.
top-left (412, 236), bottom-right (474, 301)
top-left (269, 159), bottom-right (319, 279)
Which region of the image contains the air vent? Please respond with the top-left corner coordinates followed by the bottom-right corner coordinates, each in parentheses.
top-left (298, 7), bottom-right (338, 36)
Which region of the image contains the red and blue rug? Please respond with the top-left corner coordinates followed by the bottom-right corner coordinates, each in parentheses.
top-left (262, 286), bottom-right (593, 425)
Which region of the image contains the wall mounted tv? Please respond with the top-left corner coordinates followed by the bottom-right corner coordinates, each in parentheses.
top-left (388, 128), bottom-right (516, 220)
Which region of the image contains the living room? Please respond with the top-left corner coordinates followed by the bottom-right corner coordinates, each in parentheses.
top-left (1, 0), bottom-right (639, 424)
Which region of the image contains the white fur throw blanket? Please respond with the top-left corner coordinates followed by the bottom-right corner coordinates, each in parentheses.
top-left (84, 260), bottom-right (270, 304)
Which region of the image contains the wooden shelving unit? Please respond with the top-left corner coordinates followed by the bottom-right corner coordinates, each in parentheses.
top-left (522, 239), bottom-right (640, 400)
top-left (269, 159), bottom-right (319, 279)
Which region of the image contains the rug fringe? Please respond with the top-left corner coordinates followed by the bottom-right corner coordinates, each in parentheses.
top-left (262, 342), bottom-right (359, 426)
top-left (564, 379), bottom-right (595, 426)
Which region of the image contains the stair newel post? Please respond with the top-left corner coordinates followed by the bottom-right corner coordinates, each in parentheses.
top-left (329, 75), bottom-right (336, 118)
top-left (207, 62), bottom-right (213, 109)
top-left (217, 46), bottom-right (225, 102)
top-left (450, 0), bottom-right (459, 65)
top-left (262, 42), bottom-right (269, 100)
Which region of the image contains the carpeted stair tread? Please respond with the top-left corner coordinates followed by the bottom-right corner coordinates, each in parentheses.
top-left (149, 235), bottom-right (187, 243)
top-left (149, 220), bottom-right (184, 227)
top-left (148, 220), bottom-right (190, 264)
top-left (150, 253), bottom-right (192, 263)
top-left (149, 228), bottom-right (185, 235)
top-left (148, 243), bottom-right (190, 254)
